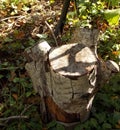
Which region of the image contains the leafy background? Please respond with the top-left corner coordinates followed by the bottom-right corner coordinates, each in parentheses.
top-left (0, 0), bottom-right (120, 130)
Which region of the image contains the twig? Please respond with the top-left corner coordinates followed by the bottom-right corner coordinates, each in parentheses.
top-left (0, 105), bottom-right (34, 124)
top-left (20, 104), bottom-right (34, 116)
top-left (0, 15), bottom-right (26, 22)
top-left (0, 116), bottom-right (28, 122)
top-left (0, 123), bottom-right (6, 127)
top-left (0, 67), bottom-right (20, 70)
top-left (45, 21), bottom-right (58, 46)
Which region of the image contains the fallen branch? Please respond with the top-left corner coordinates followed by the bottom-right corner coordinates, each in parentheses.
top-left (0, 15), bottom-right (26, 22)
top-left (20, 104), bottom-right (34, 116)
top-left (0, 115), bottom-right (28, 122)
top-left (0, 123), bottom-right (6, 126)
top-left (45, 20), bottom-right (58, 46)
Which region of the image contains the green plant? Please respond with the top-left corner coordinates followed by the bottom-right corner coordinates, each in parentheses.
top-left (47, 121), bottom-right (65, 130)
top-left (75, 74), bottom-right (120, 130)
top-left (0, 0), bottom-right (120, 129)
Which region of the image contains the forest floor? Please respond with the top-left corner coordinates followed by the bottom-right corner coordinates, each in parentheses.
top-left (0, 0), bottom-right (73, 48)
top-left (0, 0), bottom-right (76, 129)
top-left (0, 0), bottom-right (120, 130)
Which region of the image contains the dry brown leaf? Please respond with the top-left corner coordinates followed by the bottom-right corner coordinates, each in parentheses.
top-left (12, 93), bottom-right (18, 101)
top-left (14, 31), bottom-right (25, 39)
top-left (9, 70), bottom-right (16, 81)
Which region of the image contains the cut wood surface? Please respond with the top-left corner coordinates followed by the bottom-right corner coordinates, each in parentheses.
top-left (49, 43), bottom-right (97, 77)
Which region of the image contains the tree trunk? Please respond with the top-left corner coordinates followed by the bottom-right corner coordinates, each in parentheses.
top-left (24, 27), bottom-right (119, 129)
top-left (54, 0), bottom-right (71, 36)
top-left (24, 40), bottom-right (99, 124)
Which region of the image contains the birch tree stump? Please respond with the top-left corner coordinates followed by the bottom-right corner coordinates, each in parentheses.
top-left (24, 40), bottom-right (119, 126)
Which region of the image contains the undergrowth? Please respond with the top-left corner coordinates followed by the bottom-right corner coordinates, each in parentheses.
top-left (0, 0), bottom-right (120, 130)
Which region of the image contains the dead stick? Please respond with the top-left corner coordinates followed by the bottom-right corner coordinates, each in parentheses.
top-left (0, 15), bottom-right (26, 22)
top-left (0, 116), bottom-right (28, 122)
top-left (20, 104), bottom-right (34, 116)
top-left (45, 21), bottom-right (58, 46)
